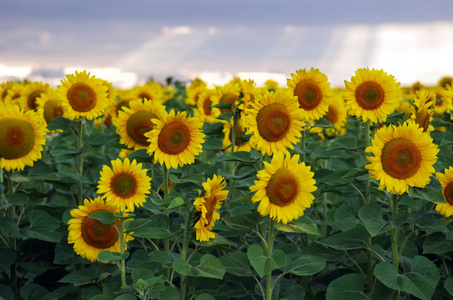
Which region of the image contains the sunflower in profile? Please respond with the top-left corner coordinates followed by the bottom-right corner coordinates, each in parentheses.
top-left (435, 167), bottom-right (453, 217)
top-left (194, 89), bottom-right (220, 124)
top-left (57, 70), bottom-right (108, 121)
top-left (97, 157), bottom-right (151, 212)
top-left (36, 88), bottom-right (66, 126)
top-left (100, 79), bottom-right (117, 106)
top-left (250, 152), bottom-right (317, 224)
top-left (0, 104), bottom-right (47, 171)
top-left (365, 122), bottom-right (439, 195)
top-left (344, 67), bottom-right (401, 124)
top-left (67, 197), bottom-right (133, 262)
top-left (406, 89), bottom-right (435, 132)
top-left (193, 175), bottom-right (229, 242)
top-left (245, 89), bottom-right (304, 156)
top-left (114, 99), bottom-right (167, 151)
top-left (222, 116), bottom-right (251, 152)
top-left (17, 81), bottom-right (50, 111)
top-left (287, 68), bottom-right (332, 124)
top-left (146, 110), bottom-right (205, 169)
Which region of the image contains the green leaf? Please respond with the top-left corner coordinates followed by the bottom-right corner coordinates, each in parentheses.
top-left (216, 112), bottom-right (233, 122)
top-left (334, 205), bottom-right (360, 231)
top-left (285, 254), bottom-right (326, 276)
top-left (88, 211), bottom-right (116, 225)
top-left (445, 278), bottom-right (453, 297)
top-left (0, 249), bottom-right (17, 273)
top-left (47, 116), bottom-right (72, 131)
top-left (114, 295), bottom-right (137, 300)
top-left (168, 197), bottom-right (185, 209)
top-left (247, 245), bottom-right (286, 277)
top-left (159, 286), bottom-right (180, 300)
top-left (275, 216), bottom-right (320, 235)
top-left (88, 133), bottom-right (118, 147)
top-left (196, 293), bottom-right (215, 300)
top-left (317, 226), bottom-right (370, 250)
top-left (373, 261), bottom-right (400, 290)
top-left (203, 138), bottom-right (224, 151)
top-left (313, 117), bottom-right (334, 128)
top-left (409, 187), bottom-right (445, 203)
top-left (358, 203), bottom-right (387, 236)
top-left (127, 214), bottom-right (172, 239)
top-left (326, 273), bottom-right (368, 300)
top-left (223, 212), bottom-right (262, 230)
top-left (327, 137), bottom-right (357, 150)
top-left (59, 267), bottom-right (96, 286)
top-left (219, 252), bottom-right (253, 277)
top-left (97, 250), bottom-right (122, 263)
top-left (220, 151), bottom-right (256, 163)
top-left (172, 254), bottom-right (225, 279)
top-left (23, 210), bottom-right (61, 242)
top-left (423, 232), bottom-right (453, 254)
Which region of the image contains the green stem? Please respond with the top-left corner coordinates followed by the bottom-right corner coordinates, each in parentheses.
top-left (180, 209), bottom-right (191, 300)
top-left (119, 212), bottom-right (127, 288)
top-left (364, 121), bottom-right (373, 292)
top-left (163, 165), bottom-right (171, 281)
top-left (300, 130), bottom-right (307, 162)
top-left (266, 220), bottom-right (275, 300)
top-left (76, 119), bottom-right (84, 206)
top-left (7, 173), bottom-right (17, 299)
top-left (390, 194), bottom-right (400, 300)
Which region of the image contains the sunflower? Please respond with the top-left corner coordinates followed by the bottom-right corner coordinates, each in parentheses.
top-left (193, 175), bottom-right (229, 242)
top-left (365, 122), bottom-right (439, 195)
top-left (185, 84), bottom-right (206, 106)
top-left (67, 197), bottom-right (133, 262)
top-left (0, 81), bottom-right (16, 103)
top-left (17, 81), bottom-right (50, 111)
top-left (97, 157), bottom-right (151, 212)
top-left (108, 92), bottom-right (136, 125)
top-left (250, 152), bottom-right (317, 224)
top-left (133, 83), bottom-right (163, 104)
top-left (344, 67), bottom-right (401, 124)
top-left (36, 88), bottom-right (66, 125)
top-left (210, 82), bottom-right (241, 113)
top-left (309, 92), bottom-right (348, 139)
top-left (146, 110), bottom-right (205, 169)
top-left (286, 68), bottom-right (332, 124)
top-left (245, 89), bottom-right (304, 156)
top-left (222, 116), bottom-right (251, 152)
top-left (193, 89), bottom-right (220, 124)
top-left (100, 79), bottom-right (117, 106)
top-left (114, 99), bottom-right (167, 151)
top-left (406, 89), bottom-right (435, 132)
top-left (4, 83), bottom-right (24, 105)
top-left (435, 167), bottom-right (453, 217)
top-left (57, 70), bottom-right (108, 121)
top-left (432, 86), bottom-right (451, 116)
top-left (0, 104), bottom-right (47, 171)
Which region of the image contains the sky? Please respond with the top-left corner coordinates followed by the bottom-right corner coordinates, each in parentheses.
top-left (2, 0), bottom-right (453, 88)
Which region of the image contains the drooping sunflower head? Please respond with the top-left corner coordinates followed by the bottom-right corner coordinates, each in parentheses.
top-left (114, 99), bottom-right (167, 151)
top-left (0, 104), bottom-right (47, 171)
top-left (97, 157), bottom-right (151, 212)
top-left (435, 167), bottom-right (453, 217)
top-left (344, 67), bottom-right (402, 124)
top-left (245, 89), bottom-right (304, 156)
top-left (36, 88), bottom-right (66, 126)
top-left (193, 89), bottom-right (220, 124)
top-left (250, 152), bottom-right (317, 224)
top-left (406, 89), bottom-right (435, 132)
top-left (365, 122), bottom-right (439, 194)
top-left (193, 175), bottom-right (229, 242)
top-left (17, 81), bottom-right (50, 111)
top-left (57, 70), bottom-right (108, 121)
top-left (67, 197), bottom-right (133, 262)
top-left (287, 67), bottom-right (332, 124)
top-left (146, 110), bottom-right (205, 169)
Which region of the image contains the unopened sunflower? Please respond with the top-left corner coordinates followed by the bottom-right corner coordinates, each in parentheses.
top-left (0, 104), bottom-right (47, 171)
top-left (57, 70), bottom-right (108, 121)
top-left (146, 110), bottom-right (205, 169)
top-left (250, 152), bottom-right (317, 224)
top-left (67, 197), bottom-right (133, 262)
top-left (365, 122), bottom-right (439, 195)
top-left (245, 89), bottom-right (304, 156)
top-left (287, 68), bottom-right (332, 124)
top-left (97, 158), bottom-right (151, 212)
top-left (114, 99), bottom-right (167, 151)
top-left (344, 67), bottom-right (401, 124)
top-left (435, 167), bottom-right (453, 217)
top-left (193, 175), bottom-right (229, 242)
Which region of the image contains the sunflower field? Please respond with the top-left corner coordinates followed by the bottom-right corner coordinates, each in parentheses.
top-left (1, 68), bottom-right (453, 300)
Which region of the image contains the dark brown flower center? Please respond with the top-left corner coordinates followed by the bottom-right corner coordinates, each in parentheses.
top-left (266, 168), bottom-right (299, 207)
top-left (110, 173), bottom-right (138, 198)
top-left (138, 92), bottom-right (152, 101)
top-left (126, 111), bottom-right (157, 146)
top-left (205, 195), bottom-right (217, 224)
top-left (443, 181), bottom-right (453, 205)
top-left (324, 105), bottom-right (338, 124)
top-left (381, 138), bottom-right (421, 179)
top-left (158, 121), bottom-right (191, 155)
top-left (294, 80), bottom-right (322, 110)
top-left (415, 107), bottom-right (430, 132)
top-left (219, 92), bottom-right (238, 113)
top-left (202, 98), bottom-right (212, 116)
top-left (116, 100), bottom-right (131, 116)
top-left (28, 89), bottom-right (45, 110)
top-left (355, 81), bottom-right (385, 110)
top-left (44, 99), bottom-right (64, 124)
top-left (256, 103), bottom-right (290, 142)
top-left (82, 214), bottom-right (119, 248)
top-left (67, 83), bottom-right (97, 112)
top-left (0, 118), bottom-right (35, 159)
